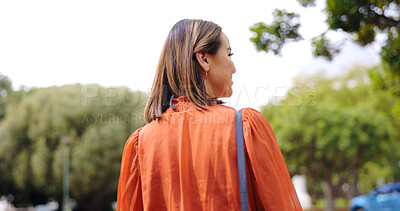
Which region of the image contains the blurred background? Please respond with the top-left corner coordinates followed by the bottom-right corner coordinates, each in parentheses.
top-left (0, 0), bottom-right (399, 210)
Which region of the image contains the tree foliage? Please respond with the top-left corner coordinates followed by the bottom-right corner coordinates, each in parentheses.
top-left (250, 9), bottom-right (302, 55)
top-left (0, 83), bottom-right (147, 210)
top-left (250, 0), bottom-right (400, 75)
top-left (0, 73), bottom-right (12, 120)
top-left (261, 68), bottom-right (399, 211)
top-left (311, 34), bottom-right (341, 60)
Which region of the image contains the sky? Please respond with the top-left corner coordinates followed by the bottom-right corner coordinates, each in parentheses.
top-left (0, 0), bottom-right (381, 110)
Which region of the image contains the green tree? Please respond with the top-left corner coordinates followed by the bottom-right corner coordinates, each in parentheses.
top-left (250, 0), bottom-right (400, 77)
top-left (0, 73), bottom-right (12, 120)
top-left (262, 69), bottom-right (397, 211)
top-left (250, 9), bottom-right (303, 55)
top-left (0, 84), bottom-right (147, 210)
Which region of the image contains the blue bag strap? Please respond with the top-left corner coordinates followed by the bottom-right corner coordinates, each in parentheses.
top-left (235, 109), bottom-right (248, 211)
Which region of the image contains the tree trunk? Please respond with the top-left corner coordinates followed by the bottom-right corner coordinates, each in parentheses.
top-left (348, 168), bottom-right (359, 199)
top-left (353, 168), bottom-right (359, 196)
top-left (322, 179), bottom-right (335, 211)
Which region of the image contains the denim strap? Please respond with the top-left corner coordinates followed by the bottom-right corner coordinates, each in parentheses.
top-left (235, 109), bottom-right (248, 211)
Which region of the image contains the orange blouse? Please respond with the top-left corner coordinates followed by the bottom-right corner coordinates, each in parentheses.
top-left (117, 96), bottom-right (302, 211)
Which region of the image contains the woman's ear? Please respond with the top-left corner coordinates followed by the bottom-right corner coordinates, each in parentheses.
top-left (195, 52), bottom-right (210, 72)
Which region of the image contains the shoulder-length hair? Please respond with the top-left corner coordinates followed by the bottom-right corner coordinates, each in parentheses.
top-left (144, 19), bottom-right (223, 123)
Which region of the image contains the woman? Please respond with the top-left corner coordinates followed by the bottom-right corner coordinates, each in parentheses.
top-left (117, 19), bottom-right (302, 211)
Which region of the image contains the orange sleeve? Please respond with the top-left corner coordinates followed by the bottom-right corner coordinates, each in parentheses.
top-left (117, 127), bottom-right (143, 211)
top-left (242, 108), bottom-right (302, 211)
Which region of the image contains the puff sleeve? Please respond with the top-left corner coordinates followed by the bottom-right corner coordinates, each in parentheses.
top-left (242, 108), bottom-right (302, 211)
top-left (117, 127), bottom-right (143, 211)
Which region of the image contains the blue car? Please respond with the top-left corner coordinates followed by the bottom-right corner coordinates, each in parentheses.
top-left (350, 182), bottom-right (400, 211)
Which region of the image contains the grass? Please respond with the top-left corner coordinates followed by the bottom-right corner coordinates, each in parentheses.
top-left (304, 198), bottom-right (350, 211)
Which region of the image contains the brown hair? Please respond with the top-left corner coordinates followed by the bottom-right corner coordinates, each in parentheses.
top-left (144, 19), bottom-right (224, 123)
